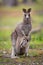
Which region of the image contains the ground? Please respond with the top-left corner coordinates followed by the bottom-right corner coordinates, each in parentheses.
top-left (0, 1), bottom-right (43, 65)
top-left (0, 49), bottom-right (43, 65)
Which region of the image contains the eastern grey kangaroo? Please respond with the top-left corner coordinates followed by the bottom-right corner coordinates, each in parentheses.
top-left (11, 8), bottom-right (32, 58)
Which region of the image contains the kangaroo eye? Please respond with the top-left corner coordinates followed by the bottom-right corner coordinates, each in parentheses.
top-left (28, 14), bottom-right (30, 17)
top-left (25, 14), bottom-right (26, 17)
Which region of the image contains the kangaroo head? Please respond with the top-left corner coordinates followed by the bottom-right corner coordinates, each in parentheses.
top-left (20, 37), bottom-right (27, 48)
top-left (23, 8), bottom-right (31, 23)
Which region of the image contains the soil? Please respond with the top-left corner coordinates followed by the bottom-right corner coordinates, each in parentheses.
top-left (0, 49), bottom-right (43, 65)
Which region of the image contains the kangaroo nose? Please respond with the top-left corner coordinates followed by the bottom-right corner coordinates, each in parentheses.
top-left (27, 18), bottom-right (28, 20)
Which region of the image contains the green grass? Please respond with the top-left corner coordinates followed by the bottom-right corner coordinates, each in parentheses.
top-left (0, 27), bottom-right (43, 50)
top-left (0, 3), bottom-right (43, 51)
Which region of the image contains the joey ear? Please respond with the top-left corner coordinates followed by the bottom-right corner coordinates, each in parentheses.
top-left (22, 8), bottom-right (26, 13)
top-left (28, 8), bottom-right (31, 13)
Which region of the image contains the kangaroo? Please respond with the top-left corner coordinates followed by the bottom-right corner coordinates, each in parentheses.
top-left (11, 8), bottom-right (32, 58)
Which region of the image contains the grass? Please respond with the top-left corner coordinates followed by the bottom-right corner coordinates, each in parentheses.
top-left (0, 1), bottom-right (43, 65)
top-left (0, 2), bottom-right (43, 53)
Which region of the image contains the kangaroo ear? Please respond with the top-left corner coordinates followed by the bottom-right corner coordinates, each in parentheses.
top-left (22, 8), bottom-right (26, 13)
top-left (28, 8), bottom-right (31, 13)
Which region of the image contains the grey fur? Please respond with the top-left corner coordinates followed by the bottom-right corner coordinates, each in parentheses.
top-left (11, 8), bottom-right (32, 58)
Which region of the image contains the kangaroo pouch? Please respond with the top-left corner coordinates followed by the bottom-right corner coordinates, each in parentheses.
top-left (15, 37), bottom-right (27, 55)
